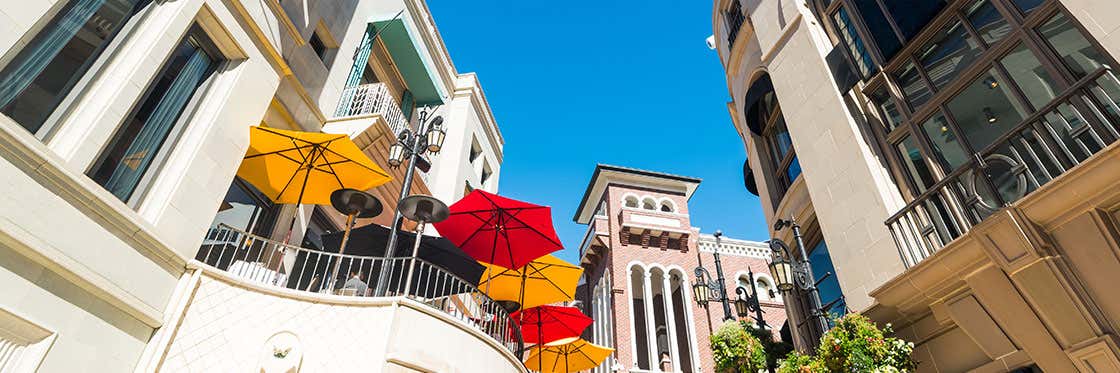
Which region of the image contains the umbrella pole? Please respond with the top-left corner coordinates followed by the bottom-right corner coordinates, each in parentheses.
top-left (329, 213), bottom-right (357, 290)
top-left (402, 221), bottom-right (426, 297)
top-left (283, 145), bottom-right (318, 245)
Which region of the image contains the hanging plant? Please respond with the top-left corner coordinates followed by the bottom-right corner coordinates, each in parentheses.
top-left (777, 314), bottom-right (917, 372)
top-left (710, 321), bottom-right (768, 373)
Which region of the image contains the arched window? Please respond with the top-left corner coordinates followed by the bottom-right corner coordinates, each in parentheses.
top-left (624, 195), bottom-right (639, 208)
top-left (642, 197), bottom-right (656, 210)
top-left (659, 200), bottom-right (674, 213)
top-left (745, 74), bottom-right (802, 204)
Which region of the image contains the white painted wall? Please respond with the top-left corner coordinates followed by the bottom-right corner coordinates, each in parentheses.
top-left (155, 269), bottom-right (525, 373)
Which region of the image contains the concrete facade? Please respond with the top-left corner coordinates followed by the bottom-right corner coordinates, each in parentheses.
top-left (573, 165), bottom-right (786, 373)
top-left (0, 0), bottom-right (509, 371)
top-left (715, 0), bottom-right (1120, 370)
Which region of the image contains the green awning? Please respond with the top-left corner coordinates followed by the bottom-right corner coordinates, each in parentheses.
top-left (373, 19), bottom-right (443, 106)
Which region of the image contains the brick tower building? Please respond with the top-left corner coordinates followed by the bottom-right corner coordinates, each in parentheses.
top-left (574, 165), bottom-right (786, 372)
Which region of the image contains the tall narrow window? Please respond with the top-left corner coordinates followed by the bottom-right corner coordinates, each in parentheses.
top-left (833, 7), bottom-right (876, 78)
top-left (309, 32), bottom-right (328, 63)
top-left (807, 240), bottom-right (846, 321)
top-left (0, 0), bottom-right (148, 133)
top-left (851, 0), bottom-right (902, 60)
top-left (89, 26), bottom-right (222, 202)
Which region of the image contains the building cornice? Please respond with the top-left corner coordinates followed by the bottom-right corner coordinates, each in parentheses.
top-left (453, 73), bottom-right (504, 162)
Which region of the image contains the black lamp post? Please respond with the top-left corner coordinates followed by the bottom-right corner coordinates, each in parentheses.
top-left (733, 268), bottom-right (768, 330)
top-left (374, 106), bottom-right (446, 296)
top-left (693, 230), bottom-right (734, 321)
top-left (768, 218), bottom-right (829, 334)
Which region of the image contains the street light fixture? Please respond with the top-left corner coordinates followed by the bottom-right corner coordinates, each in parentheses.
top-left (732, 269), bottom-right (767, 330)
top-left (693, 230), bottom-right (734, 321)
top-left (769, 218), bottom-right (830, 333)
top-left (375, 106), bottom-right (446, 296)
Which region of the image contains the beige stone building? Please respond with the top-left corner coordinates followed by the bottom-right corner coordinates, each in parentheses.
top-left (0, 0), bottom-right (513, 371)
top-left (713, 0), bottom-right (1120, 371)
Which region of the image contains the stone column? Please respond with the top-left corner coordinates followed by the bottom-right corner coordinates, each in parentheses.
top-left (642, 270), bottom-right (658, 369)
top-left (661, 273), bottom-right (680, 372)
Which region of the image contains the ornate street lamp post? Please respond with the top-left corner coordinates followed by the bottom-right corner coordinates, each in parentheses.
top-left (768, 218), bottom-right (829, 333)
top-left (693, 230), bottom-right (734, 321)
top-left (733, 268), bottom-right (768, 330)
top-left (374, 106), bottom-right (446, 296)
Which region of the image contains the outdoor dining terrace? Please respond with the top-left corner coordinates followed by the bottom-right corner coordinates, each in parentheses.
top-left (193, 223), bottom-right (525, 355)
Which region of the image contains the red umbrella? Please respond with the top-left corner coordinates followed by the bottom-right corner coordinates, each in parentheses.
top-left (433, 190), bottom-right (563, 269)
top-left (513, 305), bottom-right (593, 346)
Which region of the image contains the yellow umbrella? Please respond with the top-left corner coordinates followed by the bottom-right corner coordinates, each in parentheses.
top-left (480, 254), bottom-right (582, 310)
top-left (238, 126), bottom-right (391, 205)
top-left (525, 338), bottom-right (613, 373)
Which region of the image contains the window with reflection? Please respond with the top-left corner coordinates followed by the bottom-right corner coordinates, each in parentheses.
top-left (807, 239), bottom-right (846, 321)
top-left (847, 0), bottom-right (1119, 249)
top-left (745, 75), bottom-right (804, 207)
top-left (0, 0), bottom-right (150, 134)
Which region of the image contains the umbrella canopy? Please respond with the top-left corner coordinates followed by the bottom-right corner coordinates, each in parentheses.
top-left (512, 306), bottom-right (593, 345)
top-left (433, 190), bottom-right (563, 270)
top-left (285, 224), bottom-right (485, 298)
top-left (480, 255), bottom-right (582, 310)
top-left (237, 126), bottom-right (391, 205)
top-left (525, 339), bottom-right (613, 373)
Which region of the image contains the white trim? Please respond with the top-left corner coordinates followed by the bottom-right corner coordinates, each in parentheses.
top-left (626, 263), bottom-right (642, 368)
top-left (669, 267), bottom-right (702, 372)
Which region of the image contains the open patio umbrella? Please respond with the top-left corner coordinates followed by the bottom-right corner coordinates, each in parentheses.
top-left (479, 255), bottom-right (582, 310)
top-left (512, 305), bottom-right (592, 346)
top-left (237, 126), bottom-right (391, 242)
top-left (432, 190), bottom-right (563, 270)
top-left (525, 338), bottom-right (613, 373)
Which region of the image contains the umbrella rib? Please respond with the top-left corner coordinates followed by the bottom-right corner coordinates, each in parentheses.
top-left (452, 212), bottom-right (499, 249)
top-left (243, 142), bottom-right (319, 160)
top-left (320, 143), bottom-right (390, 178)
top-left (317, 142), bottom-right (348, 189)
top-left (254, 127), bottom-right (332, 145)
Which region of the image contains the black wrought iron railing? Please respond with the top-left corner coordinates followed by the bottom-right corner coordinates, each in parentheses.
top-left (195, 224), bottom-right (524, 355)
top-left (886, 67), bottom-right (1120, 268)
top-left (726, 1), bottom-right (746, 48)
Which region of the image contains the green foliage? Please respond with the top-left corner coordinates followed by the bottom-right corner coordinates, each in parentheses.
top-left (777, 352), bottom-right (827, 373)
top-left (747, 324), bottom-right (793, 369)
top-left (777, 314), bottom-right (917, 373)
top-left (710, 321), bottom-right (768, 373)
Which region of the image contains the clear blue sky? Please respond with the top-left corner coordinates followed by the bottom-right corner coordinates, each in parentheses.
top-left (427, 0), bottom-right (768, 264)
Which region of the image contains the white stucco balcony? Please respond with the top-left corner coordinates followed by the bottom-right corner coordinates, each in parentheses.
top-left (148, 224), bottom-right (527, 372)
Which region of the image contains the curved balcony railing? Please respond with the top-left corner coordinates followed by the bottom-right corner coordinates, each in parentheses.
top-left (886, 67), bottom-right (1120, 268)
top-left (335, 83), bottom-right (410, 137)
top-left (194, 224), bottom-right (524, 355)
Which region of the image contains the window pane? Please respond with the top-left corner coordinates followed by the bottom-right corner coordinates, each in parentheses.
top-left (852, 0), bottom-right (902, 59)
top-left (946, 69), bottom-right (1029, 152)
top-left (786, 155), bottom-right (803, 183)
top-left (920, 113), bottom-right (970, 169)
top-left (897, 136), bottom-right (936, 191)
top-left (1011, 0), bottom-right (1044, 14)
top-left (808, 240), bottom-right (846, 320)
top-left (895, 62), bottom-right (933, 109)
top-left (834, 8), bottom-right (877, 77)
top-left (1038, 13), bottom-right (1112, 79)
top-left (0, 0), bottom-right (143, 133)
top-left (999, 44), bottom-right (1060, 109)
top-left (89, 29), bottom-right (220, 201)
top-left (883, 0), bottom-right (947, 41)
top-left (771, 117), bottom-right (792, 160)
top-left (918, 21), bottom-right (984, 90)
top-left (870, 88), bottom-right (904, 131)
top-left (209, 179), bottom-right (276, 236)
top-left (965, 0), bottom-right (1009, 45)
